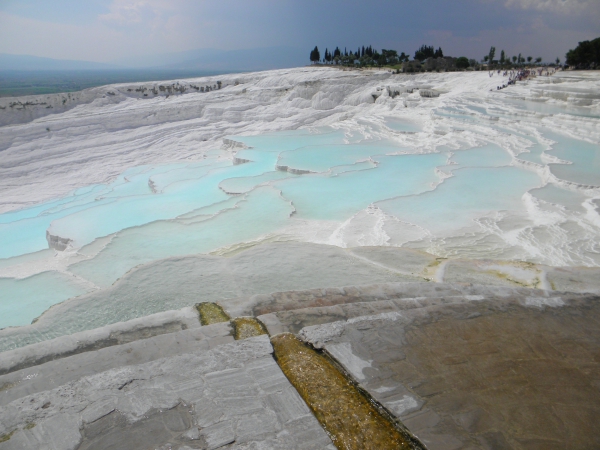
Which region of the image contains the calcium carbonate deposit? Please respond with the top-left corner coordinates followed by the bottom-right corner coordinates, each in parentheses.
top-left (1, 67), bottom-right (599, 332)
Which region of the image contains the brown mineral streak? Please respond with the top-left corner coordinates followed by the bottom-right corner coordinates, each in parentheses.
top-left (271, 333), bottom-right (423, 450)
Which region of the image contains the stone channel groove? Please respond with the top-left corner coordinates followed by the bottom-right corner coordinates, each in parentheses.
top-left (1, 283), bottom-right (599, 449)
top-left (272, 333), bottom-right (425, 450)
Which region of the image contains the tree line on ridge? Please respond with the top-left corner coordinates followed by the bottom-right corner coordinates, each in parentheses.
top-left (309, 39), bottom-right (596, 69)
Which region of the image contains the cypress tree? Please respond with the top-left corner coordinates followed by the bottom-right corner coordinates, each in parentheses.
top-left (488, 46), bottom-right (496, 64)
top-left (309, 46), bottom-right (320, 64)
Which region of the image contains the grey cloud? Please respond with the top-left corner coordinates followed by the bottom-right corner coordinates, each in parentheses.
top-left (504, 0), bottom-right (599, 14)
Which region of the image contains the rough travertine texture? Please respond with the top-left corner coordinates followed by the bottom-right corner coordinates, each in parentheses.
top-left (299, 294), bottom-right (600, 450)
top-left (225, 279), bottom-right (572, 318)
top-left (0, 322), bottom-right (233, 406)
top-left (0, 279), bottom-right (598, 449)
top-left (259, 296), bottom-right (484, 336)
top-left (2, 243), bottom-right (599, 353)
top-left (0, 243), bottom-right (418, 352)
top-left (0, 335), bottom-right (333, 450)
top-left (545, 266), bottom-right (600, 293)
top-left (0, 307), bottom-right (201, 376)
top-left (257, 290), bottom-right (587, 337)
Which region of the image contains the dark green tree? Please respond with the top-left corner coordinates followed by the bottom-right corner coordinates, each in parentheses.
top-left (566, 37), bottom-right (600, 68)
top-left (456, 57), bottom-right (470, 69)
top-left (434, 47), bottom-right (444, 58)
top-left (415, 45), bottom-right (435, 61)
top-left (381, 49), bottom-right (399, 65)
top-left (488, 46), bottom-right (496, 65)
top-left (309, 46), bottom-right (320, 64)
top-left (500, 50), bottom-right (505, 65)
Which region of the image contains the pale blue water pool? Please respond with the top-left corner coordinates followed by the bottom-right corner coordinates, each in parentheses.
top-left (275, 152), bottom-right (447, 221)
top-left (544, 131), bottom-right (600, 186)
top-left (450, 144), bottom-right (512, 168)
top-left (503, 98), bottom-right (600, 119)
top-left (0, 114), bottom-right (598, 330)
top-left (378, 167), bottom-right (541, 234)
top-left (384, 117), bottom-right (422, 133)
top-left (0, 272), bottom-right (92, 329)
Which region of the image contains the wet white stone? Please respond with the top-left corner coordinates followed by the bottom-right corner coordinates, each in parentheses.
top-left (326, 342), bottom-right (373, 381)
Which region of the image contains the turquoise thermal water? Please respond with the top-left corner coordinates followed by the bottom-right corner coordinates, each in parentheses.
top-left (275, 152), bottom-right (447, 221)
top-left (544, 131), bottom-right (600, 186)
top-left (530, 185), bottom-right (589, 213)
top-left (0, 272), bottom-right (92, 329)
top-left (383, 117), bottom-right (422, 133)
top-left (450, 144), bottom-right (513, 168)
top-left (378, 167), bottom-right (541, 234)
top-left (503, 97), bottom-right (600, 119)
top-left (0, 116), bottom-right (598, 330)
top-left (68, 186), bottom-right (294, 287)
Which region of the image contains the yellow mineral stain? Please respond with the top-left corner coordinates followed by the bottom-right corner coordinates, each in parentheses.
top-left (231, 317), bottom-right (268, 340)
top-left (0, 430), bottom-right (15, 443)
top-left (0, 381), bottom-right (16, 392)
top-left (195, 302), bottom-right (230, 326)
top-left (271, 333), bottom-right (423, 450)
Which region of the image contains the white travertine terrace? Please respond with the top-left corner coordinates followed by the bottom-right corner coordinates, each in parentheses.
top-left (0, 67), bottom-right (599, 338)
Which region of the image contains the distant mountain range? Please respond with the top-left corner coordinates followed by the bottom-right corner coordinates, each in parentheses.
top-left (0, 54), bottom-right (123, 71)
top-left (0, 47), bottom-right (307, 72)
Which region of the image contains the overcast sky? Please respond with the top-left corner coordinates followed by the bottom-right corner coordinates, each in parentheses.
top-left (0, 0), bottom-right (598, 64)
